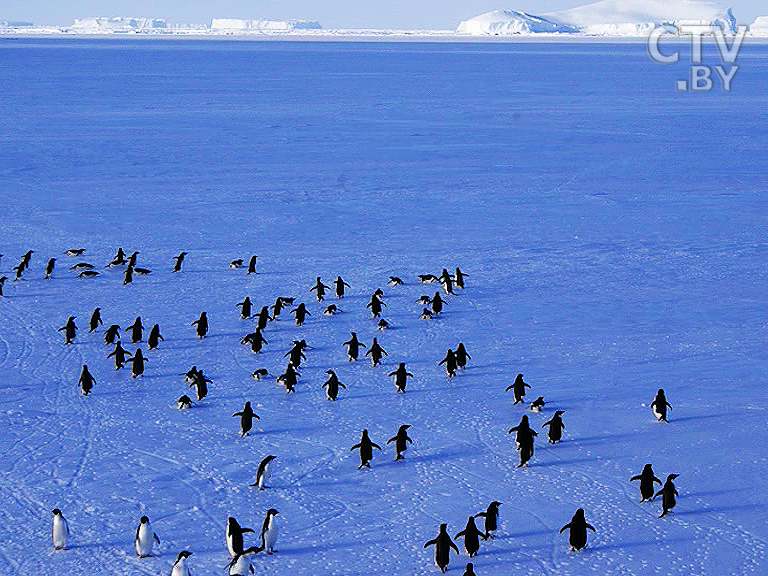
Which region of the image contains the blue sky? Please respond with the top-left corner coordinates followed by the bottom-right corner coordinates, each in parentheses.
top-left (2, 0), bottom-right (764, 29)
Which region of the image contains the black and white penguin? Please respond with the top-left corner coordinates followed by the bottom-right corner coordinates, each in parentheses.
top-left (236, 296), bottom-right (252, 319)
top-left (66, 248), bottom-right (86, 256)
top-left (631, 464), bottom-right (662, 502)
top-left (251, 368), bottom-right (269, 380)
top-left (189, 370), bottom-right (211, 401)
top-left (323, 370), bottom-right (346, 400)
top-left (105, 324), bottom-right (120, 345)
top-left (417, 295), bottom-right (431, 305)
top-left (123, 265), bottom-right (134, 285)
top-left (424, 523), bottom-right (459, 573)
top-left (255, 306), bottom-right (270, 330)
top-left (71, 262), bottom-right (94, 271)
top-left (242, 329), bottom-right (267, 354)
top-left (378, 319), bottom-right (390, 330)
top-left (78, 269), bottom-right (99, 278)
top-left (232, 401), bottom-right (259, 437)
top-left (261, 509), bottom-right (279, 554)
top-left (192, 312), bottom-right (208, 338)
top-left (285, 340), bottom-right (306, 368)
top-left (226, 517), bottom-right (255, 557)
top-left (170, 551), bottom-right (192, 576)
top-left (350, 429), bottom-right (382, 469)
top-left (509, 415), bottom-right (537, 467)
top-left (418, 274), bottom-right (439, 283)
top-left (78, 364), bottom-right (96, 395)
top-left (343, 332), bottom-right (366, 361)
top-left (135, 515), bottom-right (161, 557)
top-left (334, 275), bottom-right (350, 298)
top-left (542, 410), bottom-right (565, 443)
top-left (133, 267), bottom-right (151, 276)
top-left (0, 276), bottom-right (7, 296)
top-left (651, 389), bottom-right (672, 422)
top-left (455, 267), bottom-right (468, 289)
top-left (365, 337), bottom-right (387, 366)
top-left (438, 349), bottom-right (457, 377)
top-left (127, 251), bottom-right (139, 268)
top-left (128, 316), bottom-right (144, 343)
top-left (173, 251), bottom-right (187, 272)
top-left (230, 258), bottom-right (243, 268)
top-left (183, 366), bottom-right (199, 382)
top-left (386, 424), bottom-right (413, 460)
top-left (560, 508), bottom-right (596, 551)
top-left (228, 546), bottom-right (262, 575)
top-left (178, 395), bottom-right (194, 409)
top-left (389, 362), bottom-right (414, 393)
top-left (21, 249), bottom-right (33, 269)
top-left (530, 396), bottom-right (546, 412)
top-left (109, 247), bottom-right (126, 267)
top-left (367, 294), bottom-right (385, 318)
top-left (454, 515), bottom-right (487, 557)
top-left (52, 508), bottom-right (69, 550)
top-left (463, 562), bottom-right (476, 576)
top-left (58, 316), bottom-right (77, 344)
top-left (475, 501), bottom-right (501, 539)
top-left (45, 257), bottom-right (56, 279)
top-left (108, 340), bottom-right (128, 370)
top-left (290, 303), bottom-right (310, 326)
top-left (129, 348), bottom-right (147, 378)
top-left (505, 373), bottom-right (531, 404)
top-left (247, 255), bottom-right (258, 274)
top-left (148, 324), bottom-right (164, 350)
top-left (439, 268), bottom-right (454, 294)
top-left (277, 364), bottom-right (300, 394)
top-left (271, 296), bottom-right (285, 320)
top-left (251, 455), bottom-right (276, 490)
top-left (389, 276), bottom-right (404, 286)
top-left (13, 263), bottom-right (24, 281)
top-left (324, 304), bottom-right (341, 315)
top-left (310, 277), bottom-right (330, 301)
top-left (89, 307), bottom-right (102, 332)
top-left (655, 474), bottom-right (679, 517)
top-left (431, 292), bottom-right (446, 315)
top-left (455, 343), bottom-right (471, 369)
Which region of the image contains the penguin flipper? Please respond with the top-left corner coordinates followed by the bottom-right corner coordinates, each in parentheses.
top-left (155, 533), bottom-right (161, 544)
top-left (560, 523), bottom-right (571, 534)
top-left (424, 538), bottom-right (437, 548)
top-left (630, 475), bottom-right (642, 481)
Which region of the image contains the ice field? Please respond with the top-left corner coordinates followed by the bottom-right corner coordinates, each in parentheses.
top-left (0, 38), bottom-right (767, 575)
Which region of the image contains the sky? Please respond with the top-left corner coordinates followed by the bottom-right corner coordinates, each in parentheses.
top-left (1, 0), bottom-right (764, 30)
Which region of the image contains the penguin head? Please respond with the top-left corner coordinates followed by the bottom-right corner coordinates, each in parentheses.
top-left (439, 523), bottom-right (448, 532)
top-left (657, 388), bottom-right (665, 395)
top-left (555, 410), bottom-right (565, 416)
top-left (490, 501), bottom-right (502, 508)
top-left (176, 551), bottom-right (192, 560)
top-left (667, 473), bottom-right (679, 481)
top-left (400, 424), bottom-right (411, 431)
top-left (362, 429), bottom-right (369, 437)
top-left (643, 463), bottom-right (653, 473)
top-left (140, 516), bottom-right (149, 524)
top-left (52, 508), bottom-right (62, 516)
top-left (521, 415), bottom-right (529, 424)
top-left (575, 508), bottom-right (585, 520)
top-left (267, 509), bottom-right (279, 519)
top-left (245, 401), bottom-right (251, 408)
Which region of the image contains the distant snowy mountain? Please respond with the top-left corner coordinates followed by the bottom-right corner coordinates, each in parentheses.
top-left (544, 0), bottom-right (737, 34)
top-left (456, 10), bottom-right (577, 34)
top-left (750, 16), bottom-right (768, 35)
top-left (210, 18), bottom-right (321, 31)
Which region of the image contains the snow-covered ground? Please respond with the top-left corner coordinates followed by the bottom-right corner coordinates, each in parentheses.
top-left (1, 39), bottom-right (767, 576)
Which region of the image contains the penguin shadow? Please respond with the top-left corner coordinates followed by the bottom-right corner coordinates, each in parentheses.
top-left (534, 456), bottom-right (596, 468)
top-left (288, 476), bottom-right (356, 489)
top-left (589, 535), bottom-right (690, 552)
top-left (572, 431), bottom-right (637, 446)
top-left (670, 412), bottom-right (739, 423)
top-left (282, 537), bottom-right (387, 555)
top-left (674, 503), bottom-right (757, 516)
top-left (408, 447), bottom-right (472, 464)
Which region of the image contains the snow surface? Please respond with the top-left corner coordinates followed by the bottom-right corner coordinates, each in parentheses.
top-left (1, 39), bottom-right (767, 576)
top-left (457, 10), bottom-right (578, 35)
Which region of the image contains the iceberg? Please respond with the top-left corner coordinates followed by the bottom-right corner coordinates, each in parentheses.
top-left (210, 18), bottom-right (321, 31)
top-left (750, 16), bottom-right (768, 36)
top-left (456, 10), bottom-right (578, 34)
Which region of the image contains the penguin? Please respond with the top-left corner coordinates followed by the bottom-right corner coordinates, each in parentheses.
top-left (128, 251), bottom-right (139, 268)
top-left (21, 249), bottom-right (33, 269)
top-left (108, 340), bottom-right (128, 369)
top-left (105, 324), bottom-right (120, 345)
top-left (89, 307), bottom-right (102, 332)
top-left (133, 267), bottom-right (151, 276)
top-left (280, 297), bottom-right (296, 305)
top-left (228, 546), bottom-right (262, 575)
top-left (178, 395), bottom-right (194, 409)
top-left (343, 332), bottom-right (366, 361)
top-left (71, 262), bottom-right (94, 270)
top-left (257, 306), bottom-right (271, 330)
top-left (439, 268), bottom-right (454, 294)
top-left (655, 474), bottom-right (679, 517)
top-left (227, 516), bottom-right (255, 557)
top-left (431, 292), bottom-right (446, 314)
top-left (173, 251), bottom-right (187, 272)
top-left (350, 429), bottom-right (382, 469)
top-left (365, 337), bottom-right (387, 366)
top-left (285, 340), bottom-right (306, 368)
top-left (191, 312), bottom-right (208, 338)
top-left (438, 349), bottom-right (457, 377)
top-left (455, 515), bottom-right (487, 557)
top-left (386, 424), bottom-right (413, 460)
top-left (271, 296), bottom-right (285, 320)
top-left (509, 415), bottom-right (537, 467)
top-left (183, 366), bottom-right (199, 382)
top-left (530, 396), bottom-right (546, 412)
top-left (247, 255), bottom-right (258, 274)
top-left (424, 523), bottom-right (459, 573)
top-left (52, 508), bottom-right (69, 550)
top-left (45, 257), bottom-right (56, 279)
top-left (13, 264), bottom-right (24, 281)
top-left (58, 316), bottom-right (77, 344)
top-left (455, 343), bottom-right (471, 369)
top-left (66, 248), bottom-right (86, 256)
top-left (310, 277), bottom-right (330, 301)
top-left (377, 319), bottom-right (390, 330)
top-left (463, 563), bottom-right (476, 576)
top-left (235, 296), bottom-right (252, 319)
top-left (323, 370), bottom-right (346, 400)
top-left (367, 294), bottom-right (385, 318)
top-left (475, 501), bottom-right (501, 539)
top-left (108, 247), bottom-right (126, 267)
top-left (251, 369), bottom-right (268, 380)
top-left (148, 324), bottom-right (164, 350)
top-left (277, 364), bottom-right (300, 394)
top-left (334, 275), bottom-right (350, 298)
top-left (135, 515), bottom-right (161, 557)
top-left (455, 267), bottom-right (468, 289)
top-left (128, 316), bottom-right (144, 343)
top-left (542, 410), bottom-right (565, 443)
top-left (79, 270), bottom-right (99, 278)
top-left (324, 304), bottom-right (340, 315)
top-left (418, 274), bottom-right (439, 283)
top-left (241, 329), bottom-right (267, 354)
top-left (129, 348), bottom-right (147, 378)
top-left (417, 295), bottom-right (431, 304)
top-left (232, 401), bottom-right (259, 436)
top-left (509, 414), bottom-right (533, 449)
top-left (505, 373), bottom-right (531, 404)
top-left (170, 551), bottom-right (192, 576)
top-left (124, 265), bottom-right (134, 285)
top-left (0, 276), bottom-right (7, 296)
top-left (290, 303), bottom-right (310, 326)
top-left (260, 509), bottom-right (279, 554)
top-left (251, 455), bottom-right (276, 490)
top-left (651, 388), bottom-right (672, 422)
top-left (388, 276), bottom-right (404, 286)
top-left (560, 508), bottom-right (596, 551)
top-left (78, 364), bottom-right (95, 395)
top-left (389, 362), bottom-right (414, 393)
top-left (631, 464), bottom-right (662, 502)
top-left (190, 370), bottom-right (211, 400)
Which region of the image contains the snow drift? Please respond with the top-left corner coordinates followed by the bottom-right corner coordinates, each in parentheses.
top-left (456, 10), bottom-right (578, 35)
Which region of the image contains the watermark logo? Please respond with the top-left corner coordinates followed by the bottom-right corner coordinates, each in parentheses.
top-left (647, 24), bottom-right (748, 91)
